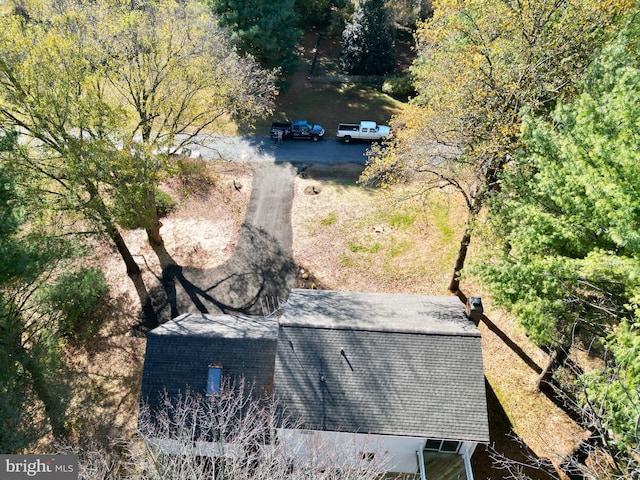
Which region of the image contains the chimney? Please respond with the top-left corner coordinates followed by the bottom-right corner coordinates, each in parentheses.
top-left (465, 297), bottom-right (483, 323)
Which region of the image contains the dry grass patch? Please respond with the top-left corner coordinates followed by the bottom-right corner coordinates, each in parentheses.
top-left (292, 165), bottom-right (467, 294)
top-left (462, 243), bottom-right (588, 465)
top-left (478, 306), bottom-right (587, 462)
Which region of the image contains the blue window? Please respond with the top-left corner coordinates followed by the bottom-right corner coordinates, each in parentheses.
top-left (207, 365), bottom-right (222, 394)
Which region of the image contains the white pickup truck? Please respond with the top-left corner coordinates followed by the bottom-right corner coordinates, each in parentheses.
top-left (336, 121), bottom-right (391, 143)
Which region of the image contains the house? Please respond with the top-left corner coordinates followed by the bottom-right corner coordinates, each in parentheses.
top-left (140, 289), bottom-right (490, 480)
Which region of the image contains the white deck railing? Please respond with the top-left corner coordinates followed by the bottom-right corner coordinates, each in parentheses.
top-left (417, 448), bottom-right (427, 480)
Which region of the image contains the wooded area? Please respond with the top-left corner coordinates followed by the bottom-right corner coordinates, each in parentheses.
top-left (0, 0), bottom-right (638, 478)
top-left (363, 1), bottom-right (639, 477)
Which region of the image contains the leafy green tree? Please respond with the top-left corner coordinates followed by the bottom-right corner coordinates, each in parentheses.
top-left (97, 0), bottom-right (277, 245)
top-left (477, 12), bottom-right (640, 347)
top-left (582, 319), bottom-right (640, 477)
top-left (0, 5), bottom-right (157, 321)
top-left (474, 15), bottom-right (640, 473)
top-left (0, 135), bottom-right (43, 452)
top-left (361, 0), bottom-right (628, 291)
top-left (0, 176), bottom-right (110, 453)
top-left (0, 129), bottom-right (110, 451)
top-left (340, 0), bottom-right (395, 75)
top-left (207, 0), bottom-right (301, 74)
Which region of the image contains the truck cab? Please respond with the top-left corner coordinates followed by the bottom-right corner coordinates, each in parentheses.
top-left (270, 120), bottom-right (325, 141)
top-left (290, 120), bottom-right (324, 140)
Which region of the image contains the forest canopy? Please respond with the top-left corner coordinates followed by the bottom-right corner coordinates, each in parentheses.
top-left (475, 15), bottom-right (640, 468)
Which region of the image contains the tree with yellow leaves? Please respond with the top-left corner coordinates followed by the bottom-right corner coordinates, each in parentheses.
top-left (0, 0), bottom-right (276, 326)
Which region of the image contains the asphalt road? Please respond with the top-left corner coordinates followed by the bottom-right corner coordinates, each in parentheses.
top-left (187, 135), bottom-right (372, 165)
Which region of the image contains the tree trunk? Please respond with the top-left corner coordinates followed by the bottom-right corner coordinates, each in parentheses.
top-left (86, 183), bottom-right (158, 327)
top-left (448, 200), bottom-right (481, 293)
top-left (145, 188), bottom-right (164, 247)
top-left (448, 227), bottom-right (471, 293)
top-left (109, 223), bottom-right (158, 328)
top-left (145, 222), bottom-right (163, 247)
top-left (139, 117), bottom-right (163, 247)
top-left (110, 224), bottom-right (142, 278)
top-left (536, 346), bottom-right (568, 392)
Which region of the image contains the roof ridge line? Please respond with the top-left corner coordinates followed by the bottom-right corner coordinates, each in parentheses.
top-left (278, 322), bottom-right (481, 337)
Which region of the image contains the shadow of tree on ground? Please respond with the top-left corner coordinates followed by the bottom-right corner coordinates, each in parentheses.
top-left (150, 223), bottom-right (296, 324)
top-left (135, 163), bottom-right (298, 332)
top-left (472, 380), bottom-right (558, 480)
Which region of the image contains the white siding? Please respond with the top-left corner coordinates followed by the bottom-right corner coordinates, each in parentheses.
top-left (149, 430), bottom-right (480, 478)
top-left (278, 430), bottom-right (482, 473)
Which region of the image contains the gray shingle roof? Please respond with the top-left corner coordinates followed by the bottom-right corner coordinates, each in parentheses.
top-left (140, 291), bottom-right (489, 444)
top-left (274, 289), bottom-right (489, 443)
top-left (141, 313), bottom-right (278, 408)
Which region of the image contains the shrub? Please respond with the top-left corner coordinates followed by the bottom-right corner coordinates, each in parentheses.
top-left (43, 268), bottom-right (109, 343)
top-left (382, 74), bottom-right (416, 98)
top-left (175, 157), bottom-right (216, 198)
top-left (155, 189), bottom-right (177, 218)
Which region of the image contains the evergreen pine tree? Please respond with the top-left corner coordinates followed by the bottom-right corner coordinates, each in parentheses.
top-left (209, 0), bottom-right (301, 75)
top-left (340, 0), bottom-right (395, 75)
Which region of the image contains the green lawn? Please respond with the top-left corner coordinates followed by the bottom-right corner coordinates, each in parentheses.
top-left (249, 80), bottom-right (405, 137)
top-left (247, 32), bottom-right (408, 136)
